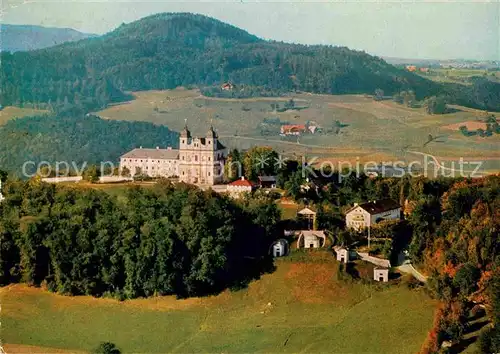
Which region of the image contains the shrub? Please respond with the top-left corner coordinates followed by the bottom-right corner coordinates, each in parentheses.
top-left (92, 342), bottom-right (121, 354)
top-left (402, 273), bottom-right (422, 289)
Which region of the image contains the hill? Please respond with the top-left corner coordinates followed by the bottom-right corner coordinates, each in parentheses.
top-left (0, 24), bottom-right (96, 52)
top-left (0, 114), bottom-right (178, 176)
top-left (0, 13), bottom-right (447, 113)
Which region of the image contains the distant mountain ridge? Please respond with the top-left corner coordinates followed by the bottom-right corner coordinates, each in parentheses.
top-left (0, 13), bottom-right (497, 112)
top-left (0, 24), bottom-right (97, 52)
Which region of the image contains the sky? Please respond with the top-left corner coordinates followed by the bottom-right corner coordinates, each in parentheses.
top-left (1, 0), bottom-right (499, 61)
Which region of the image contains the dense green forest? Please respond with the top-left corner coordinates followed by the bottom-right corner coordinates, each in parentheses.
top-left (3, 13), bottom-right (496, 113)
top-left (0, 179), bottom-right (279, 298)
top-left (0, 114), bottom-right (178, 175)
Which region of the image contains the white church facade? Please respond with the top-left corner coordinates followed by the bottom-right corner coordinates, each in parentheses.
top-left (120, 125), bottom-right (227, 185)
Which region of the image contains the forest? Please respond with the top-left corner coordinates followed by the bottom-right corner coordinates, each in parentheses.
top-left (2, 13), bottom-right (497, 113)
top-left (0, 114), bottom-right (179, 176)
top-left (0, 179), bottom-right (280, 298)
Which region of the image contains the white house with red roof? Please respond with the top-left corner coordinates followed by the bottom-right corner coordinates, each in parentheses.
top-left (226, 176), bottom-right (254, 198)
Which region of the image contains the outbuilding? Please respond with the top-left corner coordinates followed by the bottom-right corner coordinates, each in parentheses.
top-left (270, 239), bottom-right (289, 257)
top-left (297, 230), bottom-right (326, 249)
top-left (334, 246), bottom-right (350, 263)
top-left (297, 207), bottom-right (316, 230)
top-left (258, 176), bottom-right (277, 189)
top-left (374, 267), bottom-right (389, 282)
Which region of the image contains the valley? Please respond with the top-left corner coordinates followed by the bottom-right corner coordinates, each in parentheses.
top-left (96, 88), bottom-right (500, 173)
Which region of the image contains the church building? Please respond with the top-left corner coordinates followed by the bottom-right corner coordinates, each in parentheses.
top-left (120, 124), bottom-right (227, 185)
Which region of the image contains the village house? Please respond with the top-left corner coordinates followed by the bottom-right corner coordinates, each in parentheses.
top-left (226, 176), bottom-right (253, 198)
top-left (280, 124), bottom-right (306, 136)
top-left (405, 65), bottom-right (417, 72)
top-left (221, 82), bottom-right (234, 91)
top-left (297, 207), bottom-right (316, 230)
top-left (345, 199), bottom-right (401, 231)
top-left (258, 175), bottom-right (277, 189)
top-left (120, 124), bottom-right (227, 185)
top-left (296, 230), bottom-right (326, 249)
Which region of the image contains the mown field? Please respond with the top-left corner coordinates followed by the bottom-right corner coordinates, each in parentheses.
top-left (95, 89), bottom-right (500, 172)
top-left (416, 68), bottom-right (500, 85)
top-left (0, 106), bottom-right (48, 125)
top-left (1, 251), bottom-right (436, 353)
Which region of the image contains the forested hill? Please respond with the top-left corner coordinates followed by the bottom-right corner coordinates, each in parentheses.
top-left (0, 114), bottom-right (179, 176)
top-left (0, 24), bottom-right (97, 53)
top-left (0, 12), bottom-right (444, 113)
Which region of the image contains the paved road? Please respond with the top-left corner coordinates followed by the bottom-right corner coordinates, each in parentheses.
top-left (395, 251), bottom-right (428, 283)
top-left (407, 150), bottom-right (488, 177)
top-left (398, 262), bottom-right (428, 283)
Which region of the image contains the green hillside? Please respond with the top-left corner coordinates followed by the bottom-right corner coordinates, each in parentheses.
top-left (0, 114), bottom-right (178, 175)
top-left (1, 13), bottom-right (449, 113)
top-left (1, 254), bottom-right (436, 353)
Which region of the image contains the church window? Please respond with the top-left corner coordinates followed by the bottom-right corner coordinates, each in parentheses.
top-left (182, 139), bottom-right (185, 144)
top-left (195, 155), bottom-right (198, 162)
top-left (208, 172), bottom-right (211, 176)
top-left (182, 156), bottom-right (185, 160)
top-left (208, 157), bottom-right (211, 161)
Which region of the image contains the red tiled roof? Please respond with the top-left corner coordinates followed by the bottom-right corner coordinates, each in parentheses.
top-left (281, 124), bottom-right (306, 132)
top-left (229, 179), bottom-right (253, 187)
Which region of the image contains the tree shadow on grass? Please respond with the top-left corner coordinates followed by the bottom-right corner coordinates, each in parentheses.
top-left (345, 262), bottom-right (360, 280)
top-left (448, 336), bottom-right (478, 354)
top-left (465, 319), bottom-right (490, 335)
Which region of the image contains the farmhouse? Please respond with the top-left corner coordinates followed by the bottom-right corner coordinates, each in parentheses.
top-left (221, 82), bottom-right (234, 91)
top-left (345, 199), bottom-right (401, 231)
top-left (297, 230), bottom-right (326, 249)
top-left (120, 124), bottom-right (227, 185)
top-left (270, 239), bottom-right (289, 257)
top-left (280, 124), bottom-right (306, 136)
top-left (226, 176), bottom-right (253, 198)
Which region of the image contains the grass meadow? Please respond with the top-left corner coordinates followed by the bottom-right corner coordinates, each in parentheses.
top-left (96, 89), bottom-right (500, 172)
top-left (0, 106), bottom-right (48, 126)
top-left (1, 251), bottom-right (436, 353)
